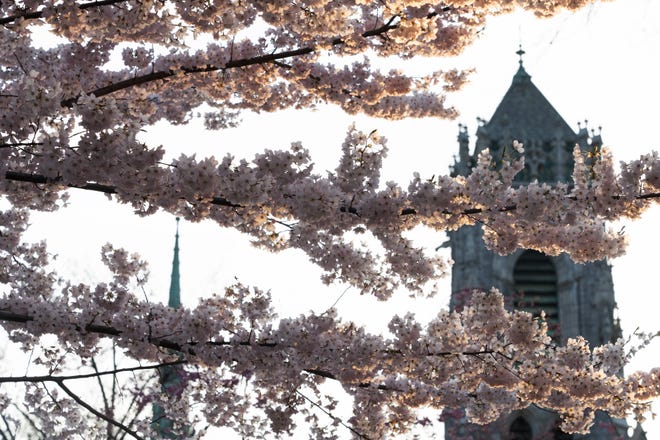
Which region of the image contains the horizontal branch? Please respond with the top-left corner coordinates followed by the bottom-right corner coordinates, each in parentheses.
top-left (60, 47), bottom-right (316, 107)
top-left (6, 169), bottom-right (660, 221)
top-left (0, 360), bottom-right (186, 384)
top-left (0, 0), bottom-right (131, 26)
top-left (400, 192), bottom-right (660, 217)
top-left (0, 309), bottom-right (273, 354)
top-left (0, 307), bottom-right (490, 390)
top-left (635, 192), bottom-right (660, 200)
top-left (4, 170), bottom-right (241, 208)
top-left (0, 308), bottom-right (359, 385)
top-left (52, 9), bottom-right (452, 106)
top-left (400, 205), bottom-right (517, 216)
top-left (0, 142), bottom-right (43, 148)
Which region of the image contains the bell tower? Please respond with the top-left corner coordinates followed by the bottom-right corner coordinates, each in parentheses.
top-left (444, 49), bottom-right (629, 439)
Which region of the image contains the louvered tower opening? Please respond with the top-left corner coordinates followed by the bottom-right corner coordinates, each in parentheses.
top-left (513, 250), bottom-right (559, 340)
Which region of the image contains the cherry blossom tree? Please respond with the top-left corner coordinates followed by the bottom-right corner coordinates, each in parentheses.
top-left (1, 0), bottom-right (660, 439)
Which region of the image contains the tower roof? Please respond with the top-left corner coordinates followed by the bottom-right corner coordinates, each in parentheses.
top-left (484, 59), bottom-right (576, 142)
top-left (453, 48), bottom-right (600, 182)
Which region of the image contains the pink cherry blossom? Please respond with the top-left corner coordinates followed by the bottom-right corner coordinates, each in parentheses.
top-left (0, 1), bottom-right (658, 439)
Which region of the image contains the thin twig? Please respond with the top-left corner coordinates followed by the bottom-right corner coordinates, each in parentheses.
top-left (0, 425), bottom-right (9, 440)
top-left (323, 285), bottom-right (351, 314)
top-left (0, 360), bottom-right (186, 384)
top-left (116, 374), bottom-right (155, 440)
top-left (267, 216), bottom-right (296, 229)
top-left (0, 415), bottom-right (15, 440)
top-left (295, 389), bottom-right (370, 439)
top-left (10, 404), bottom-right (46, 439)
top-left (111, 344), bottom-right (118, 419)
top-left (56, 380), bottom-right (144, 440)
top-left (90, 357), bottom-right (112, 438)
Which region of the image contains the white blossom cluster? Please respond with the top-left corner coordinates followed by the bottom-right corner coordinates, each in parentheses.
top-left (0, 267), bottom-right (656, 437)
top-left (0, 0), bottom-right (631, 296)
top-left (5, 124), bottom-right (656, 297)
top-left (1, 0), bottom-right (606, 132)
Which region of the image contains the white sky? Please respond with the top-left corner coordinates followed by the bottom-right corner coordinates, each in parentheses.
top-left (9, 0), bottom-right (660, 437)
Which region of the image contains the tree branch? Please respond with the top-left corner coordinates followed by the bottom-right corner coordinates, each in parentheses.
top-left (53, 10), bottom-right (453, 106)
top-left (90, 357), bottom-right (112, 436)
top-left (0, 415), bottom-right (15, 440)
top-left (116, 375), bottom-right (154, 440)
top-left (0, 360), bottom-right (186, 384)
top-left (0, 308), bottom-right (272, 354)
top-left (0, 0), bottom-right (132, 26)
top-left (9, 404), bottom-right (46, 439)
top-left (5, 169), bottom-right (660, 220)
top-left (59, 46), bottom-right (318, 107)
top-left (0, 307), bottom-right (497, 391)
top-left (55, 380), bottom-right (145, 440)
top-left (0, 142), bottom-right (43, 148)
top-left (0, 359), bottom-right (181, 439)
top-left (3, 170), bottom-right (241, 208)
top-left (295, 389), bottom-right (370, 439)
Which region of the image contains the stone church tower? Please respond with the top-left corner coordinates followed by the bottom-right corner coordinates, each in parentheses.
top-left (444, 50), bottom-right (636, 439)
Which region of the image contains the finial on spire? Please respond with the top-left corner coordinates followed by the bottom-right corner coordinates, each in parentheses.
top-left (516, 44), bottom-right (525, 67)
top-left (512, 44), bottom-right (530, 83)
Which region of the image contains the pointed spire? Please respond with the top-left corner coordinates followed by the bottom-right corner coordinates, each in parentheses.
top-left (168, 217), bottom-right (181, 308)
top-left (152, 217), bottom-right (189, 439)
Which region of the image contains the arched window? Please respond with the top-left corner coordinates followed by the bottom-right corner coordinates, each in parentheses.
top-left (509, 417), bottom-right (532, 440)
top-left (513, 250), bottom-right (559, 339)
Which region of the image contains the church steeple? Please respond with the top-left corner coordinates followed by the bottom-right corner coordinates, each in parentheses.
top-left (152, 218), bottom-right (189, 439)
top-left (168, 217), bottom-right (181, 308)
top-left (445, 51), bottom-right (626, 439)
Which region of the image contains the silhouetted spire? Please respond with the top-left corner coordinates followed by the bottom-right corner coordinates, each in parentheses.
top-left (152, 217), bottom-right (189, 439)
top-left (168, 217), bottom-right (181, 308)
